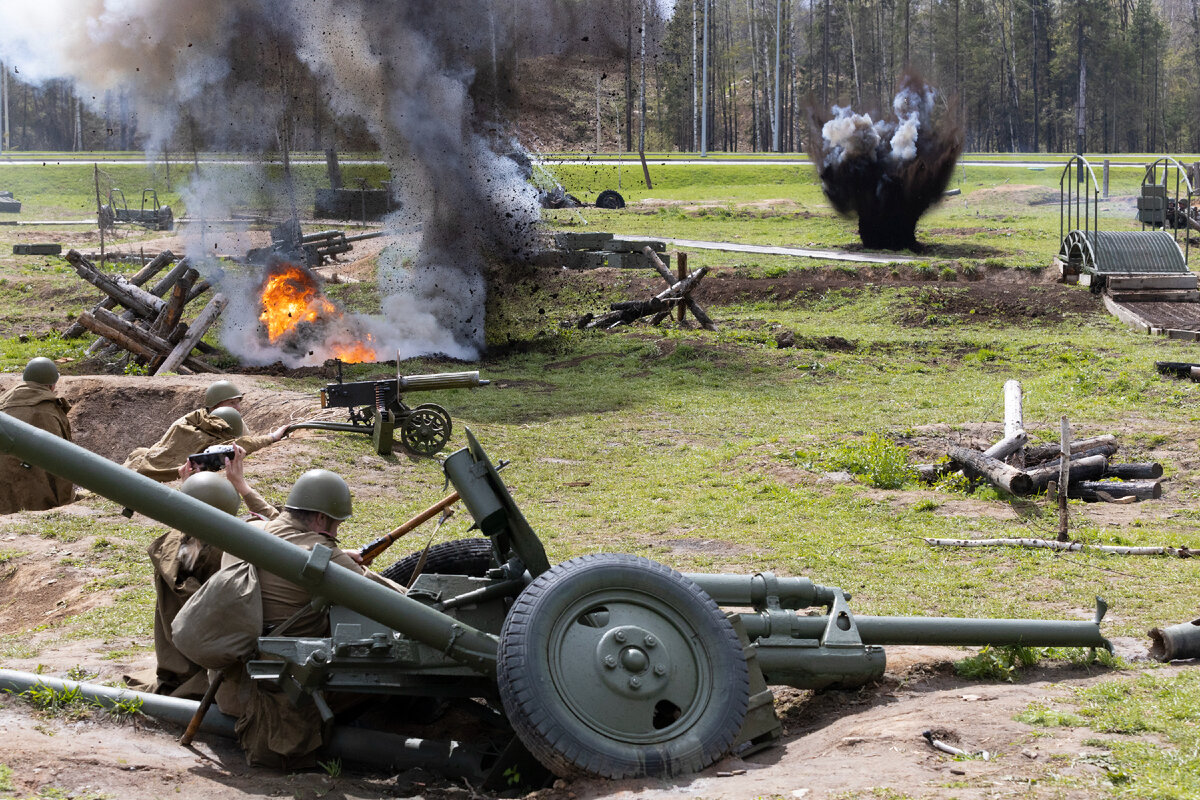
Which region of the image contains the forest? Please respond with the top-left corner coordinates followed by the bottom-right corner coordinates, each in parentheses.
top-left (1, 0), bottom-right (1197, 156)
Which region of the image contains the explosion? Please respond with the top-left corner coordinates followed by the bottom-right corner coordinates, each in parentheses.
top-left (808, 74), bottom-right (962, 251)
top-left (257, 261), bottom-right (377, 364)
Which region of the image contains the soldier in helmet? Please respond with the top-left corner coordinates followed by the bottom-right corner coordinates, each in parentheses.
top-left (215, 469), bottom-right (403, 767)
top-left (0, 357), bottom-right (75, 513)
top-left (145, 446), bottom-right (280, 697)
top-left (123, 380), bottom-right (291, 482)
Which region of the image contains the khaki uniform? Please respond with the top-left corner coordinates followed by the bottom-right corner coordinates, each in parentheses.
top-left (215, 510), bottom-right (404, 767)
top-left (123, 409), bottom-right (274, 482)
top-left (147, 487), bottom-right (278, 698)
top-left (0, 382), bottom-right (74, 513)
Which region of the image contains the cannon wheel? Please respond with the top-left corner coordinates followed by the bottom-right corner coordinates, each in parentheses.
top-left (497, 554), bottom-right (749, 779)
top-left (399, 404), bottom-right (451, 456)
top-left (379, 538), bottom-right (495, 585)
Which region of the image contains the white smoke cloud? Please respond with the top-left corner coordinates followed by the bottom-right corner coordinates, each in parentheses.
top-left (888, 84), bottom-right (936, 162)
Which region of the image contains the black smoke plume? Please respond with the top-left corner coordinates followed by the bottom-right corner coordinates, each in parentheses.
top-left (807, 75), bottom-right (962, 252)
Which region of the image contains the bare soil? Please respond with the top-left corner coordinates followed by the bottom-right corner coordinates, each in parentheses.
top-left (0, 266), bottom-right (1185, 800)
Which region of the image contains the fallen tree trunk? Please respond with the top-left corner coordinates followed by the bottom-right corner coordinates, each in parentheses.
top-left (1070, 479), bottom-right (1161, 502)
top-left (947, 445), bottom-right (1033, 495)
top-left (924, 537), bottom-right (1191, 557)
top-left (1025, 454), bottom-right (1108, 491)
top-left (1104, 462), bottom-right (1164, 480)
top-left (915, 431), bottom-right (1028, 483)
top-left (1025, 435), bottom-right (1118, 464)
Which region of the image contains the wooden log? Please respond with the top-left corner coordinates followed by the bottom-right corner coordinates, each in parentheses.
top-left (1057, 417), bottom-right (1070, 541)
top-left (77, 312), bottom-right (158, 361)
top-left (1033, 444), bottom-right (1120, 471)
top-left (924, 537), bottom-right (1191, 557)
top-left (91, 307), bottom-right (217, 374)
top-left (62, 250), bottom-right (176, 338)
top-left (1104, 462), bottom-right (1164, 480)
top-left (1070, 480), bottom-right (1161, 502)
top-left (151, 268), bottom-right (197, 339)
top-left (643, 246), bottom-right (717, 331)
top-left (915, 431), bottom-right (1027, 483)
top-left (676, 252), bottom-right (688, 324)
top-left (652, 265), bottom-right (709, 302)
top-left (66, 250), bottom-right (166, 320)
top-left (155, 294), bottom-right (227, 375)
top-left (1025, 435), bottom-right (1119, 464)
top-left (1026, 454), bottom-right (1107, 490)
top-left (146, 256), bottom-right (192, 297)
top-left (185, 279), bottom-right (212, 305)
top-left (1003, 380), bottom-right (1023, 438)
top-left (947, 446), bottom-right (1032, 495)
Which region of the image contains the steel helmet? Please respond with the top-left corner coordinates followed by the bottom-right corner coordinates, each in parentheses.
top-left (22, 357), bottom-right (59, 386)
top-left (210, 406), bottom-right (244, 438)
top-left (181, 472), bottom-right (241, 516)
top-left (285, 469), bottom-right (353, 520)
top-left (204, 380), bottom-right (243, 410)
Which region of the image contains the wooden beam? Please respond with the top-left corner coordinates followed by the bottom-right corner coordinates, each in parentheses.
top-left (155, 294), bottom-right (227, 375)
top-left (947, 446), bottom-right (1033, 495)
top-left (1106, 274), bottom-right (1198, 291)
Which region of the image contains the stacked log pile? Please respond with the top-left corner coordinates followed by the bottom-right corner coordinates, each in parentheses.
top-left (918, 432), bottom-right (1163, 502)
top-left (62, 249), bottom-right (227, 376)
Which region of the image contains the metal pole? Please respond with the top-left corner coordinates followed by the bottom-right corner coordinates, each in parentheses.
top-left (773, 0), bottom-right (782, 152)
top-left (701, 0), bottom-right (709, 157)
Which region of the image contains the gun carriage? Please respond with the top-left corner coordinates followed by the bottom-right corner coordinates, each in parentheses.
top-left (289, 363), bottom-right (488, 456)
top-left (0, 413), bottom-right (1111, 787)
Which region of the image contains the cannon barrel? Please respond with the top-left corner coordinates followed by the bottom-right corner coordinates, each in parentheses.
top-left (0, 669), bottom-right (491, 779)
top-left (739, 611), bottom-right (1110, 649)
top-left (398, 371), bottom-right (489, 392)
top-left (0, 412), bottom-right (499, 675)
top-left (685, 572), bottom-right (839, 609)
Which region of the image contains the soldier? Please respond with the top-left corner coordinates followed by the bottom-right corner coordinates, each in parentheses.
top-left (215, 469), bottom-right (403, 767)
top-left (0, 357), bottom-right (74, 513)
top-left (123, 380), bottom-right (291, 482)
top-left (146, 447), bottom-right (279, 698)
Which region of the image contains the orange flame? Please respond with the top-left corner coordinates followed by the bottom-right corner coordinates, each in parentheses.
top-left (257, 265), bottom-right (378, 363)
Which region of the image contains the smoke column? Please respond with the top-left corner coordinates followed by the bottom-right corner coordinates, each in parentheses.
top-left (0, 0), bottom-right (619, 366)
top-left (807, 75), bottom-right (962, 252)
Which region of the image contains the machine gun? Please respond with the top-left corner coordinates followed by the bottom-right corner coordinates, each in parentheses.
top-left (0, 413), bottom-right (1112, 788)
top-left (288, 361), bottom-right (489, 456)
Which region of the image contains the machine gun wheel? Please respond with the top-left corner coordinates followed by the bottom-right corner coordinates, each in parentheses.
top-left (379, 537), bottom-right (495, 585)
top-left (497, 554), bottom-right (749, 779)
top-left (400, 404), bottom-right (452, 456)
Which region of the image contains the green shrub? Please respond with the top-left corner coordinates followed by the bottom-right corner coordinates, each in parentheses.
top-left (826, 434), bottom-right (916, 489)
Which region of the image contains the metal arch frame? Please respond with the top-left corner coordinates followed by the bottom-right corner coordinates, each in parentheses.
top-left (1140, 156), bottom-right (1195, 264)
top-left (1059, 229), bottom-right (1098, 273)
top-left (1059, 155), bottom-right (1101, 247)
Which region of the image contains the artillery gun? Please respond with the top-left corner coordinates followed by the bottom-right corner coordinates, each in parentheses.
top-left (0, 412), bottom-right (1111, 787)
top-left (288, 362), bottom-right (488, 456)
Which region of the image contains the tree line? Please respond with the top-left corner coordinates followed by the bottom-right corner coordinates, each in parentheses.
top-left (3, 0), bottom-right (1198, 155)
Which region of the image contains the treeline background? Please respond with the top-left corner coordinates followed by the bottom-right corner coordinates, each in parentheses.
top-left (2, 0), bottom-right (1197, 155)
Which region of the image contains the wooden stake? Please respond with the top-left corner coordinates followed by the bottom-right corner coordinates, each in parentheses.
top-left (1057, 417), bottom-right (1070, 541)
top-left (1003, 380), bottom-right (1024, 466)
top-left (155, 294), bottom-right (227, 375)
top-left (676, 251), bottom-right (688, 323)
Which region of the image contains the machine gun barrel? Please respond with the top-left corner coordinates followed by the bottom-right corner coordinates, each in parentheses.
top-left (0, 412), bottom-right (500, 675)
top-left (398, 371), bottom-right (489, 392)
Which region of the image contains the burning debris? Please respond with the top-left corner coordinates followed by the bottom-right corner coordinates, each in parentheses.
top-left (254, 259), bottom-right (378, 365)
top-left (808, 74), bottom-right (962, 251)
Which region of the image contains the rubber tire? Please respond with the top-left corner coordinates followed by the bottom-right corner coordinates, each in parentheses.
top-left (496, 554), bottom-right (749, 779)
top-left (379, 537), bottom-right (496, 585)
top-left (595, 190), bottom-right (626, 210)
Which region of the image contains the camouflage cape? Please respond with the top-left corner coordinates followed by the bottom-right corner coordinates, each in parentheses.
top-left (122, 408), bottom-right (274, 482)
top-left (0, 382), bottom-right (74, 513)
top-left (144, 486), bottom-right (279, 698)
top-left (214, 511), bottom-right (404, 767)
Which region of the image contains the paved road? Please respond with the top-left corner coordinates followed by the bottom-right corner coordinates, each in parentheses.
top-left (619, 235), bottom-right (918, 264)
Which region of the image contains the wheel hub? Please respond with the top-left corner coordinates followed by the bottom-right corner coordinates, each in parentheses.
top-left (597, 625), bottom-right (671, 697)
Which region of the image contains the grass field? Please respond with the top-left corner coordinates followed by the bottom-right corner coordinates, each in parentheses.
top-left (1, 155), bottom-right (1198, 797)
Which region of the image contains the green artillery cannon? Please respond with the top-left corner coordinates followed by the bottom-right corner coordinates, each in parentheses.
top-left (0, 412), bottom-right (1110, 786)
top-left (288, 363), bottom-right (489, 456)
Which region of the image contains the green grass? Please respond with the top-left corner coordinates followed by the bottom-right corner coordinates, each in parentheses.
top-left (1016, 670), bottom-right (1200, 799)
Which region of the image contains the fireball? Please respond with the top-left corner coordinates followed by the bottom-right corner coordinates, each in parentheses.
top-left (257, 262), bottom-right (378, 363)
